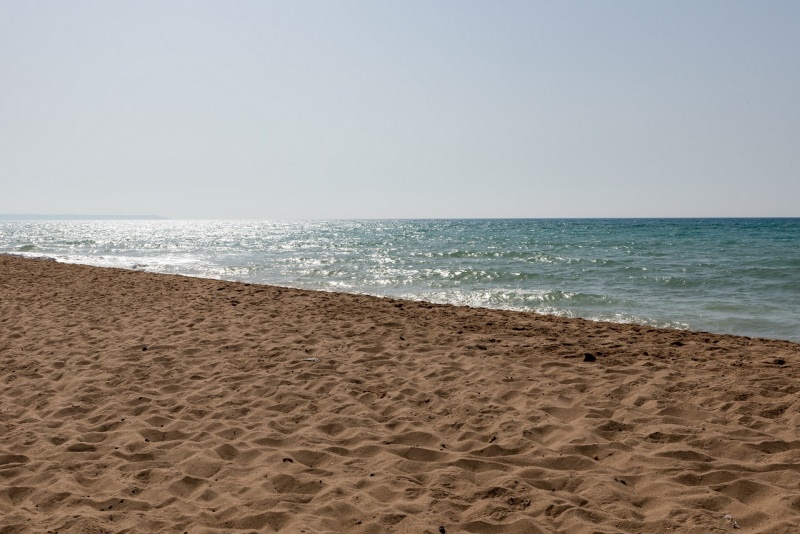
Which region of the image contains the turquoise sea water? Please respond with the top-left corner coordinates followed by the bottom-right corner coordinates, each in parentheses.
top-left (1, 219), bottom-right (798, 342)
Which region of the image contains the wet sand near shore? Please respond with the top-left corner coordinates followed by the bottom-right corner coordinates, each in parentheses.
top-left (2, 254), bottom-right (799, 533)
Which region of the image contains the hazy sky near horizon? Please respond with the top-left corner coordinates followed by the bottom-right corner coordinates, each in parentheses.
top-left (1, 1), bottom-right (798, 219)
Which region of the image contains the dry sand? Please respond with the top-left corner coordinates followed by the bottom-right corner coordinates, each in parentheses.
top-left (1, 254), bottom-right (799, 533)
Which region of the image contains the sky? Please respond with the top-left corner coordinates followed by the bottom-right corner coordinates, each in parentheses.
top-left (1, 1), bottom-right (798, 219)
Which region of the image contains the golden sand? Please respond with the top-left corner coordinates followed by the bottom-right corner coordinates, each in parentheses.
top-left (2, 254), bottom-right (799, 533)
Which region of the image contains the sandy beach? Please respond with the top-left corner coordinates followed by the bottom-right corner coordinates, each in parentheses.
top-left (1, 254), bottom-right (799, 533)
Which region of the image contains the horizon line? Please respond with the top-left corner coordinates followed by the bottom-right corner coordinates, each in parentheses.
top-left (1, 214), bottom-right (798, 221)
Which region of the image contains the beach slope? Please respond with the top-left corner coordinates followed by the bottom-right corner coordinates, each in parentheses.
top-left (1, 255), bottom-right (799, 533)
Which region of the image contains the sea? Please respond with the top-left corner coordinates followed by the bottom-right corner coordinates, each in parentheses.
top-left (1, 218), bottom-right (798, 342)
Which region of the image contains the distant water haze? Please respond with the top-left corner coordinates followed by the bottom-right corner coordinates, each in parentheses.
top-left (0, 214), bottom-right (166, 221)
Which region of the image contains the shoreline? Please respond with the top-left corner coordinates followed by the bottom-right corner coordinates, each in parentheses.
top-left (3, 217), bottom-right (798, 344)
top-left (2, 254), bottom-right (799, 532)
top-left (5, 252), bottom-right (797, 345)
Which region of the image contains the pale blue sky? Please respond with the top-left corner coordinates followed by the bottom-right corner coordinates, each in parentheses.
top-left (1, 1), bottom-right (798, 218)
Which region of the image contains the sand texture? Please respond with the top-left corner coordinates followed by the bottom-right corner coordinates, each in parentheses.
top-left (2, 254), bottom-right (800, 533)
